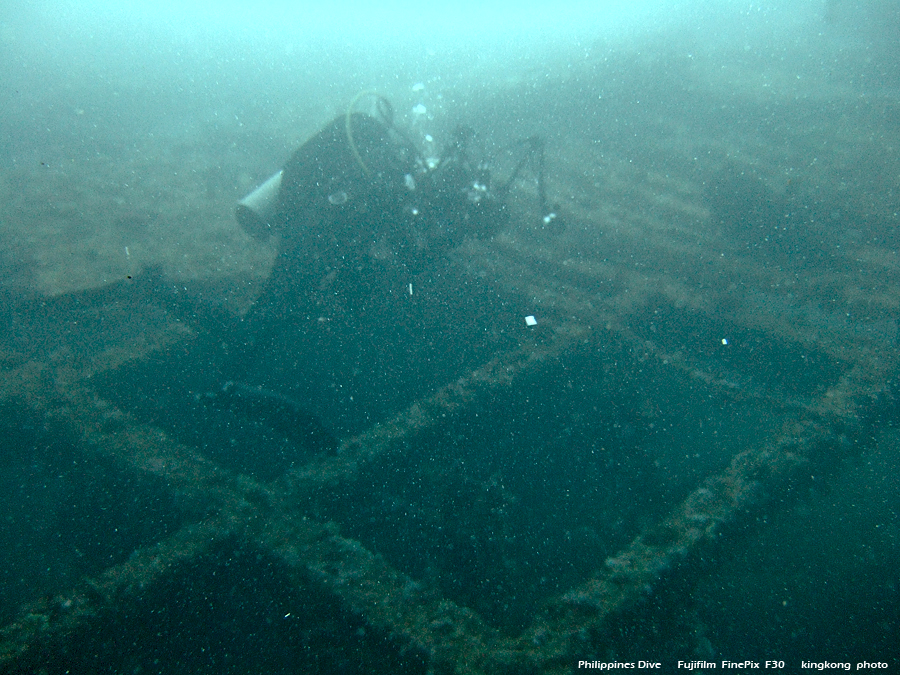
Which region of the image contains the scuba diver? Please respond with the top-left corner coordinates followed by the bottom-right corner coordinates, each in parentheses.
top-left (235, 92), bottom-right (513, 326)
top-left (96, 93), bottom-right (552, 481)
top-left (210, 92), bottom-right (553, 468)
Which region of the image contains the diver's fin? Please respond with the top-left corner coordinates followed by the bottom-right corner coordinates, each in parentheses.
top-left (219, 381), bottom-right (338, 454)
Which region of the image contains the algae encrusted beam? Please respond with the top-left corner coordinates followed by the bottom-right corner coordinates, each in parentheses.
top-left (251, 500), bottom-right (501, 675)
top-left (0, 519), bottom-right (229, 667)
top-left (283, 319), bottom-right (587, 494)
top-left (505, 411), bottom-right (856, 672)
top-left (0, 330), bottom-right (532, 674)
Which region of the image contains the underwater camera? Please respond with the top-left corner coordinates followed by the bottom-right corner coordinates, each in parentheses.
top-left (235, 91), bottom-right (550, 279)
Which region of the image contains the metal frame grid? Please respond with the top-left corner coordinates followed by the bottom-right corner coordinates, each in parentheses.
top-left (1, 178), bottom-right (894, 674)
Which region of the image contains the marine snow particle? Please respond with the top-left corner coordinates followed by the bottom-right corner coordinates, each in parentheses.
top-left (327, 191), bottom-right (348, 205)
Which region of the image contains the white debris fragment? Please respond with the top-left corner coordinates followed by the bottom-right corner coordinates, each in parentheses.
top-left (525, 315), bottom-right (537, 326)
top-left (409, 283), bottom-right (414, 296)
top-left (412, 82), bottom-right (425, 92)
top-left (722, 338), bottom-right (728, 345)
top-left (412, 103), bottom-right (427, 116)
